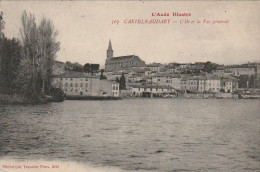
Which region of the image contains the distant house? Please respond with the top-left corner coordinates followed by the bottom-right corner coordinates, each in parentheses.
top-left (212, 67), bottom-right (225, 77)
top-left (129, 84), bottom-right (174, 97)
top-left (52, 72), bottom-right (120, 97)
top-left (151, 73), bottom-right (181, 89)
top-left (180, 75), bottom-right (221, 93)
top-left (146, 63), bottom-right (161, 72)
top-left (205, 76), bottom-right (221, 93)
top-left (220, 77), bottom-right (238, 93)
top-left (228, 67), bottom-right (255, 77)
top-left (105, 40), bottom-right (145, 71)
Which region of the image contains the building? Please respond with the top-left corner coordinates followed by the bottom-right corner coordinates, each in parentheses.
top-left (205, 77), bottom-right (221, 93)
top-left (146, 63), bottom-right (161, 72)
top-left (105, 40), bottom-right (146, 71)
top-left (212, 67), bottom-right (225, 77)
top-left (130, 84), bottom-right (175, 97)
top-left (228, 67), bottom-right (255, 77)
top-left (220, 77), bottom-right (239, 93)
top-left (151, 73), bottom-right (181, 90)
top-left (52, 72), bottom-right (120, 97)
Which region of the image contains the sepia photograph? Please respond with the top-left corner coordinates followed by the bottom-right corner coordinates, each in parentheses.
top-left (0, 0), bottom-right (260, 172)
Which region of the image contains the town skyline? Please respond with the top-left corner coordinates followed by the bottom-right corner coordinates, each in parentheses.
top-left (1, 1), bottom-right (260, 66)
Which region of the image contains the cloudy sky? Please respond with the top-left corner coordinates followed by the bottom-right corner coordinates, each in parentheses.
top-left (1, 1), bottom-right (260, 67)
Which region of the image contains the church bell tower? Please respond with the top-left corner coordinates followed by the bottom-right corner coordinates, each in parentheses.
top-left (107, 39), bottom-right (113, 59)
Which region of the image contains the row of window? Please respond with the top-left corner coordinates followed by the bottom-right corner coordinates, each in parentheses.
top-left (62, 83), bottom-right (88, 87)
top-left (60, 78), bottom-right (88, 81)
top-left (112, 86), bottom-right (119, 90)
top-left (137, 88), bottom-right (172, 92)
top-left (64, 88), bottom-right (88, 92)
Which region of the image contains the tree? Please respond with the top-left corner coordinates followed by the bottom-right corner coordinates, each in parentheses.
top-left (17, 11), bottom-right (60, 98)
top-left (116, 77), bottom-right (120, 83)
top-left (65, 61), bottom-right (73, 71)
top-left (0, 11), bottom-right (5, 92)
top-left (84, 63), bottom-right (91, 73)
top-left (84, 63), bottom-right (100, 73)
top-left (119, 73), bottom-right (126, 90)
top-left (72, 62), bottom-right (83, 72)
top-left (0, 11), bottom-right (5, 38)
top-left (38, 17), bottom-right (60, 94)
top-left (0, 12), bottom-right (22, 95)
top-left (100, 69), bottom-right (106, 80)
top-left (0, 38), bottom-right (22, 94)
top-left (204, 61), bottom-right (217, 73)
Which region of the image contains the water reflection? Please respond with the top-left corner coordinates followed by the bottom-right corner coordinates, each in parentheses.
top-left (0, 99), bottom-right (259, 171)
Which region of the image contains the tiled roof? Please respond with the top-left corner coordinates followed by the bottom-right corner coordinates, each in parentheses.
top-left (108, 55), bottom-right (136, 62)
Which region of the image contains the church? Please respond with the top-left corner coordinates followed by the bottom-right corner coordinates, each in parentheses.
top-left (105, 40), bottom-right (146, 71)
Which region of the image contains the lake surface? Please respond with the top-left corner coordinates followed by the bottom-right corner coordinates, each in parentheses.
top-left (0, 99), bottom-right (259, 171)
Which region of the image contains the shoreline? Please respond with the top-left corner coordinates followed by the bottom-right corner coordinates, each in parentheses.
top-left (1, 93), bottom-right (259, 105)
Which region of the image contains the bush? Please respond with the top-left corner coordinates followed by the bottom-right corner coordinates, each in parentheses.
top-left (50, 87), bottom-right (65, 102)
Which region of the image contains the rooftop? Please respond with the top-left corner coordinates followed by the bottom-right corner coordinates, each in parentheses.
top-left (53, 72), bottom-right (95, 78)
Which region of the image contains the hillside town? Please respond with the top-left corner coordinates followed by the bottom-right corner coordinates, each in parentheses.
top-left (52, 40), bottom-right (260, 99)
top-left (1, 10), bottom-right (260, 103)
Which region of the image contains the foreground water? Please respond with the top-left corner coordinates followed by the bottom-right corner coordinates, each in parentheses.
top-left (0, 99), bottom-right (259, 171)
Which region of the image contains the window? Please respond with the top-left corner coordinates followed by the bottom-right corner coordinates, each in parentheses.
top-left (80, 83), bottom-right (83, 87)
top-left (85, 78), bottom-right (88, 81)
top-left (60, 78), bottom-right (63, 81)
top-left (85, 89), bottom-right (88, 92)
top-left (70, 78), bottom-right (73, 81)
top-left (138, 88), bottom-right (140, 91)
top-left (65, 83), bottom-right (68, 87)
top-left (150, 88), bottom-right (152, 91)
top-left (70, 83), bottom-right (73, 87)
top-left (85, 83), bottom-right (88, 87)
top-left (75, 83), bottom-right (78, 87)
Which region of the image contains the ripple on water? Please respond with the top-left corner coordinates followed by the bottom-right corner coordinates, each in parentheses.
top-left (0, 99), bottom-right (259, 172)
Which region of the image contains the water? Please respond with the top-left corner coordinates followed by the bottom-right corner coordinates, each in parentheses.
top-left (0, 99), bottom-right (259, 171)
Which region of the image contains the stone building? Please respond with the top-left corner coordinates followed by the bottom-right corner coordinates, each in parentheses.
top-left (105, 40), bottom-right (145, 71)
top-left (52, 72), bottom-right (120, 97)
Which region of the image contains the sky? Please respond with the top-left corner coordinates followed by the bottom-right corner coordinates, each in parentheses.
top-left (1, 1), bottom-right (260, 67)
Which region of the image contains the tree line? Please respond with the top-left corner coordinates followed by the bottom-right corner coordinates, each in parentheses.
top-left (65, 61), bottom-right (100, 74)
top-left (0, 11), bottom-right (60, 101)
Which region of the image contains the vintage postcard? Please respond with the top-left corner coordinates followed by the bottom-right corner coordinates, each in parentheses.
top-left (0, 1), bottom-right (260, 172)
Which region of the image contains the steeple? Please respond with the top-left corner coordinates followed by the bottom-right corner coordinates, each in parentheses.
top-left (108, 39), bottom-right (112, 50)
top-left (107, 39), bottom-right (113, 59)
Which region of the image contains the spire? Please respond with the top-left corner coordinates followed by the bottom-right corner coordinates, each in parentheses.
top-left (107, 39), bottom-right (113, 59)
top-left (108, 39), bottom-right (112, 50)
